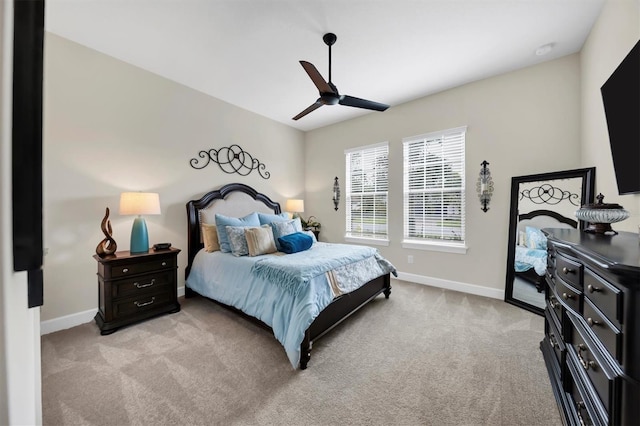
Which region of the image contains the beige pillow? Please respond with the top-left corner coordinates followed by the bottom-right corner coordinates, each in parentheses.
top-left (245, 224), bottom-right (277, 256)
top-left (201, 223), bottom-right (220, 252)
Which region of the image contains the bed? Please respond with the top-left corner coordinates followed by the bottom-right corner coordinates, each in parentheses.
top-left (514, 209), bottom-right (577, 292)
top-left (185, 183), bottom-right (396, 369)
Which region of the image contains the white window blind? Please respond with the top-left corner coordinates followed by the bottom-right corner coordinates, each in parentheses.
top-left (345, 142), bottom-right (389, 240)
top-left (403, 126), bottom-right (466, 246)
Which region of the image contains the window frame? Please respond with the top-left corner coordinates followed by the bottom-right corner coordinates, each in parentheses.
top-left (402, 126), bottom-right (467, 254)
top-left (344, 141), bottom-right (390, 245)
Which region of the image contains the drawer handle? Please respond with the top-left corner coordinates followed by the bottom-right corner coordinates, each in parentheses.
top-left (562, 292), bottom-right (574, 300)
top-left (576, 402), bottom-right (587, 426)
top-left (134, 279), bottom-right (156, 289)
top-left (161, 261), bottom-right (167, 266)
top-left (549, 334), bottom-right (559, 349)
top-left (549, 296), bottom-right (559, 309)
top-left (586, 317), bottom-right (600, 327)
top-left (587, 284), bottom-right (601, 293)
top-left (577, 344), bottom-right (597, 371)
top-left (562, 267), bottom-right (575, 275)
top-left (122, 268), bottom-right (129, 273)
top-left (134, 297), bottom-right (155, 308)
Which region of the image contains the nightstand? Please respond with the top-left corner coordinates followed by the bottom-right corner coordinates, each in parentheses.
top-left (93, 247), bottom-right (181, 335)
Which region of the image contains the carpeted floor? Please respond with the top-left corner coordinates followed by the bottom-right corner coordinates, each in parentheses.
top-left (41, 280), bottom-right (561, 425)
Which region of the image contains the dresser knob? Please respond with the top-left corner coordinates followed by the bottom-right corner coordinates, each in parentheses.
top-left (562, 292), bottom-right (574, 300)
top-left (562, 267), bottom-right (575, 275)
top-left (161, 261), bottom-right (167, 266)
top-left (587, 284), bottom-right (601, 293)
top-left (122, 268), bottom-right (129, 273)
top-left (587, 317), bottom-right (600, 327)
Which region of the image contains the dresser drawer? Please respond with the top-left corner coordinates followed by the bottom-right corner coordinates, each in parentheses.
top-left (584, 268), bottom-right (622, 329)
top-left (555, 276), bottom-right (582, 315)
top-left (569, 314), bottom-right (620, 415)
top-left (583, 298), bottom-right (622, 365)
top-left (109, 257), bottom-right (176, 278)
top-left (555, 252), bottom-right (583, 289)
top-left (112, 270), bottom-right (174, 299)
top-left (566, 355), bottom-right (605, 426)
top-left (111, 287), bottom-right (175, 319)
top-left (545, 308), bottom-right (565, 375)
top-left (548, 287), bottom-right (563, 331)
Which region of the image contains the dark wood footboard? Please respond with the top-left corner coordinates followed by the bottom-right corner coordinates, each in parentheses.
top-left (300, 273), bottom-right (391, 369)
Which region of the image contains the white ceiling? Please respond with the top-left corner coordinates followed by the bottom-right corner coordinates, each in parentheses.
top-left (45, 0), bottom-right (605, 132)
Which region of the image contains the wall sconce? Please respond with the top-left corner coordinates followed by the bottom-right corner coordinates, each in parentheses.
top-left (332, 177), bottom-right (340, 211)
top-left (477, 161), bottom-right (494, 212)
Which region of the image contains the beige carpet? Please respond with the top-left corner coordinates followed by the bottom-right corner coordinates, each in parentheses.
top-left (41, 280), bottom-right (561, 425)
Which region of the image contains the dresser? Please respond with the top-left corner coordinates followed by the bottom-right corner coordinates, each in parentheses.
top-left (541, 229), bottom-right (639, 426)
top-left (93, 248), bottom-right (181, 335)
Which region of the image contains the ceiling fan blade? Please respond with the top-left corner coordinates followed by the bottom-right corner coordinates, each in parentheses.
top-left (292, 101), bottom-right (323, 120)
top-left (339, 95), bottom-right (389, 111)
top-left (300, 61), bottom-right (335, 94)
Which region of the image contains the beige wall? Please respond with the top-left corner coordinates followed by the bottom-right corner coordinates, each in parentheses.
top-left (581, 0), bottom-right (640, 232)
top-left (42, 34), bottom-right (305, 322)
top-left (305, 54), bottom-right (582, 293)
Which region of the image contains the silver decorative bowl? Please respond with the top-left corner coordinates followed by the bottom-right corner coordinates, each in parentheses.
top-left (575, 193), bottom-right (629, 235)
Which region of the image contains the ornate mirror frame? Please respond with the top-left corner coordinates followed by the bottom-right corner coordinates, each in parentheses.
top-left (504, 167), bottom-right (596, 315)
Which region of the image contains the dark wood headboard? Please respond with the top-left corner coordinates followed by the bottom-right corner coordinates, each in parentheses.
top-left (185, 183), bottom-right (281, 278)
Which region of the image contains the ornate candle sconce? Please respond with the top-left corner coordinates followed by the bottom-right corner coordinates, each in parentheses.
top-left (477, 160), bottom-right (494, 212)
top-left (332, 177), bottom-right (340, 211)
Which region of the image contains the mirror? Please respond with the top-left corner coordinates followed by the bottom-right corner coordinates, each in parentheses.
top-left (504, 168), bottom-right (595, 315)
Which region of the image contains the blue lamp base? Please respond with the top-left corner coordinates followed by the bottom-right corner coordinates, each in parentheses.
top-left (130, 216), bottom-right (149, 254)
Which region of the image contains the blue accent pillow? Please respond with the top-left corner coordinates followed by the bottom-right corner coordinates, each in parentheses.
top-left (278, 232), bottom-right (313, 254)
top-left (214, 212), bottom-right (260, 253)
top-left (271, 218), bottom-right (303, 251)
top-left (258, 212), bottom-right (289, 225)
top-left (526, 226), bottom-right (547, 250)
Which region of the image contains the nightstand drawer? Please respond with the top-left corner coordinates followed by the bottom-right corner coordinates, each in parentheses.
top-left (111, 289), bottom-right (174, 319)
top-left (112, 271), bottom-right (173, 299)
top-left (110, 257), bottom-right (176, 278)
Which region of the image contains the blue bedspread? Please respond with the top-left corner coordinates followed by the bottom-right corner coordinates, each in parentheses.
top-left (515, 245), bottom-right (547, 276)
top-left (186, 243), bottom-right (395, 368)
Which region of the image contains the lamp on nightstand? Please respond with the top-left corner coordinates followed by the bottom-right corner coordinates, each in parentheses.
top-left (119, 192), bottom-right (161, 254)
top-left (285, 199), bottom-right (305, 219)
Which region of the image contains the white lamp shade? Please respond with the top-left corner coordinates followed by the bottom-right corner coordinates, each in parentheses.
top-left (285, 199), bottom-right (304, 213)
top-left (119, 192), bottom-right (161, 216)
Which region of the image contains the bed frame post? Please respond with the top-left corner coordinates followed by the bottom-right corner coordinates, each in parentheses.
top-left (300, 331), bottom-right (312, 370)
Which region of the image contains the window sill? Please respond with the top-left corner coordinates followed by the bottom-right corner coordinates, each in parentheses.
top-left (401, 240), bottom-right (467, 254)
top-left (345, 236), bottom-right (389, 247)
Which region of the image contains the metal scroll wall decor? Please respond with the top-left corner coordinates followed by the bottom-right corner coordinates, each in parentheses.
top-left (519, 183), bottom-right (580, 206)
top-left (189, 144), bottom-right (270, 179)
top-left (477, 160), bottom-right (494, 212)
top-left (332, 177), bottom-right (340, 211)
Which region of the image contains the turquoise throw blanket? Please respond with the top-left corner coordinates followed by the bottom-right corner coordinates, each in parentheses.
top-left (251, 242), bottom-right (379, 295)
top-left (278, 232), bottom-right (313, 254)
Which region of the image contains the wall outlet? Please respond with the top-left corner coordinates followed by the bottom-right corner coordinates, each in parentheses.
top-left (407, 255), bottom-right (414, 264)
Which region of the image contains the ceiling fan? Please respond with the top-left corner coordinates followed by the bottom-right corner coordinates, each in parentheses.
top-left (293, 33), bottom-right (390, 120)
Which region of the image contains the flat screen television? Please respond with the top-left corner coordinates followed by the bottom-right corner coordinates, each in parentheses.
top-left (600, 40), bottom-right (640, 195)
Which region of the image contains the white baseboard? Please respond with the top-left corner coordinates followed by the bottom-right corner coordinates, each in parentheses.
top-left (40, 308), bottom-right (97, 335)
top-left (41, 278), bottom-right (498, 335)
top-left (394, 272), bottom-right (504, 300)
top-left (40, 286), bottom-right (187, 336)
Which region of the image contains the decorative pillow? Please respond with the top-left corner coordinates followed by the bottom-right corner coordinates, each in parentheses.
top-left (215, 212), bottom-right (260, 252)
top-left (258, 212), bottom-right (289, 225)
top-left (245, 225), bottom-right (277, 256)
top-left (526, 226), bottom-right (547, 250)
top-left (303, 230), bottom-right (317, 244)
top-left (271, 217), bottom-right (303, 251)
top-left (226, 226), bottom-right (251, 257)
top-left (201, 223), bottom-right (220, 252)
top-left (278, 232), bottom-right (313, 254)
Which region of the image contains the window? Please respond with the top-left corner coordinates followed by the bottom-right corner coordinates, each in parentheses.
top-left (403, 126), bottom-right (466, 252)
top-left (345, 142), bottom-right (389, 244)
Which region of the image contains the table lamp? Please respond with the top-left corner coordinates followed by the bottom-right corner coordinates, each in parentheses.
top-left (119, 192), bottom-right (161, 254)
top-left (285, 199), bottom-right (304, 219)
